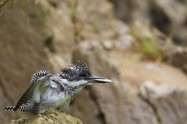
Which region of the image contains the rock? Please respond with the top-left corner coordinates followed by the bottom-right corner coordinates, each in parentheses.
top-left (69, 41), bottom-right (158, 124)
top-left (140, 81), bottom-right (180, 98)
top-left (8, 109), bottom-right (82, 124)
top-left (43, 0), bottom-right (75, 53)
top-left (70, 39), bottom-right (187, 124)
top-left (72, 40), bottom-right (119, 78)
top-left (68, 80), bottom-right (159, 124)
top-left (40, 0), bottom-right (75, 71)
top-left (110, 0), bottom-right (187, 71)
top-left (110, 0), bottom-right (150, 24)
top-left (168, 46), bottom-right (187, 73)
top-left (110, 0), bottom-right (187, 46)
top-left (114, 50), bottom-right (187, 91)
top-left (0, 4), bottom-right (53, 123)
top-left (72, 0), bottom-right (114, 41)
top-left (0, 1), bottom-right (75, 123)
top-left (140, 81), bottom-right (187, 124)
top-left (101, 40), bottom-right (114, 51)
top-left (67, 79), bottom-right (159, 124)
top-left (115, 34), bottom-right (134, 50)
top-left (148, 0), bottom-right (187, 46)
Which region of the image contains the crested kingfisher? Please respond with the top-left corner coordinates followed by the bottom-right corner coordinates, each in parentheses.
top-left (3, 61), bottom-right (112, 114)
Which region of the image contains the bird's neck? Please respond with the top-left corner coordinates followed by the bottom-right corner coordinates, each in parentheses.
top-left (67, 85), bottom-right (85, 98)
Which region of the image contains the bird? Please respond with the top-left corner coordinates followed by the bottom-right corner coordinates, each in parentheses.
top-left (3, 61), bottom-right (112, 114)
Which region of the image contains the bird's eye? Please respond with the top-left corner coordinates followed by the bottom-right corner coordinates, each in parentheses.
top-left (80, 73), bottom-right (88, 78)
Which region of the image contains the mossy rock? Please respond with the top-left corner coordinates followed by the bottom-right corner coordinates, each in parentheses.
top-left (8, 109), bottom-right (82, 124)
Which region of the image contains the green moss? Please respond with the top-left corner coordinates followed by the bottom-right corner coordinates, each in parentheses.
top-left (131, 30), bottom-right (165, 60)
top-left (140, 38), bottom-right (164, 60)
top-left (91, 20), bottom-right (101, 32)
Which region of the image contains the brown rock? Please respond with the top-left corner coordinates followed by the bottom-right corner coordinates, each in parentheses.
top-left (140, 81), bottom-right (187, 124)
top-left (69, 80), bottom-right (158, 124)
top-left (69, 41), bottom-right (158, 124)
top-left (0, 4), bottom-right (53, 123)
top-left (168, 46), bottom-right (187, 73)
top-left (110, 0), bottom-right (187, 46)
top-left (70, 37), bottom-right (187, 124)
top-left (72, 41), bottom-right (118, 77)
top-left (0, 0), bottom-right (75, 123)
top-left (148, 0), bottom-right (187, 46)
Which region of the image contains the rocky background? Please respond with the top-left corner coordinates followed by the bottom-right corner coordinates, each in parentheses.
top-left (1, 0), bottom-right (187, 124)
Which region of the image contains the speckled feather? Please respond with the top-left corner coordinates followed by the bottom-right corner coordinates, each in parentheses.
top-left (30, 70), bottom-right (51, 84)
top-left (60, 61), bottom-right (91, 81)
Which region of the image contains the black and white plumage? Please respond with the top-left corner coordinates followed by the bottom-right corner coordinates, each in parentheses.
top-left (60, 61), bottom-right (91, 81)
top-left (30, 70), bottom-right (51, 84)
top-left (3, 61), bottom-right (112, 114)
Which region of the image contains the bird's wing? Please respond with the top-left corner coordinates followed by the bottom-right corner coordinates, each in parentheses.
top-left (30, 70), bottom-right (51, 85)
top-left (14, 70), bottom-right (51, 111)
top-left (4, 83), bottom-right (35, 111)
top-left (13, 84), bottom-right (34, 111)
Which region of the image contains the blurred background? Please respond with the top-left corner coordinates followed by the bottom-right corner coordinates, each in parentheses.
top-left (1, 0), bottom-right (187, 124)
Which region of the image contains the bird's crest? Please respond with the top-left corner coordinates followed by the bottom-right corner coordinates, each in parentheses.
top-left (60, 61), bottom-right (91, 81)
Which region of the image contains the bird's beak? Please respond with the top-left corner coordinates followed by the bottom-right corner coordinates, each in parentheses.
top-left (88, 75), bottom-right (112, 83)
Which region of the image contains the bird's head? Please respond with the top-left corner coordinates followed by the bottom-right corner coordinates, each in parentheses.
top-left (59, 61), bottom-right (112, 89)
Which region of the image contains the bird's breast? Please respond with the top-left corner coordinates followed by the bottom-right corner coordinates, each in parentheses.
top-left (39, 87), bottom-right (70, 108)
